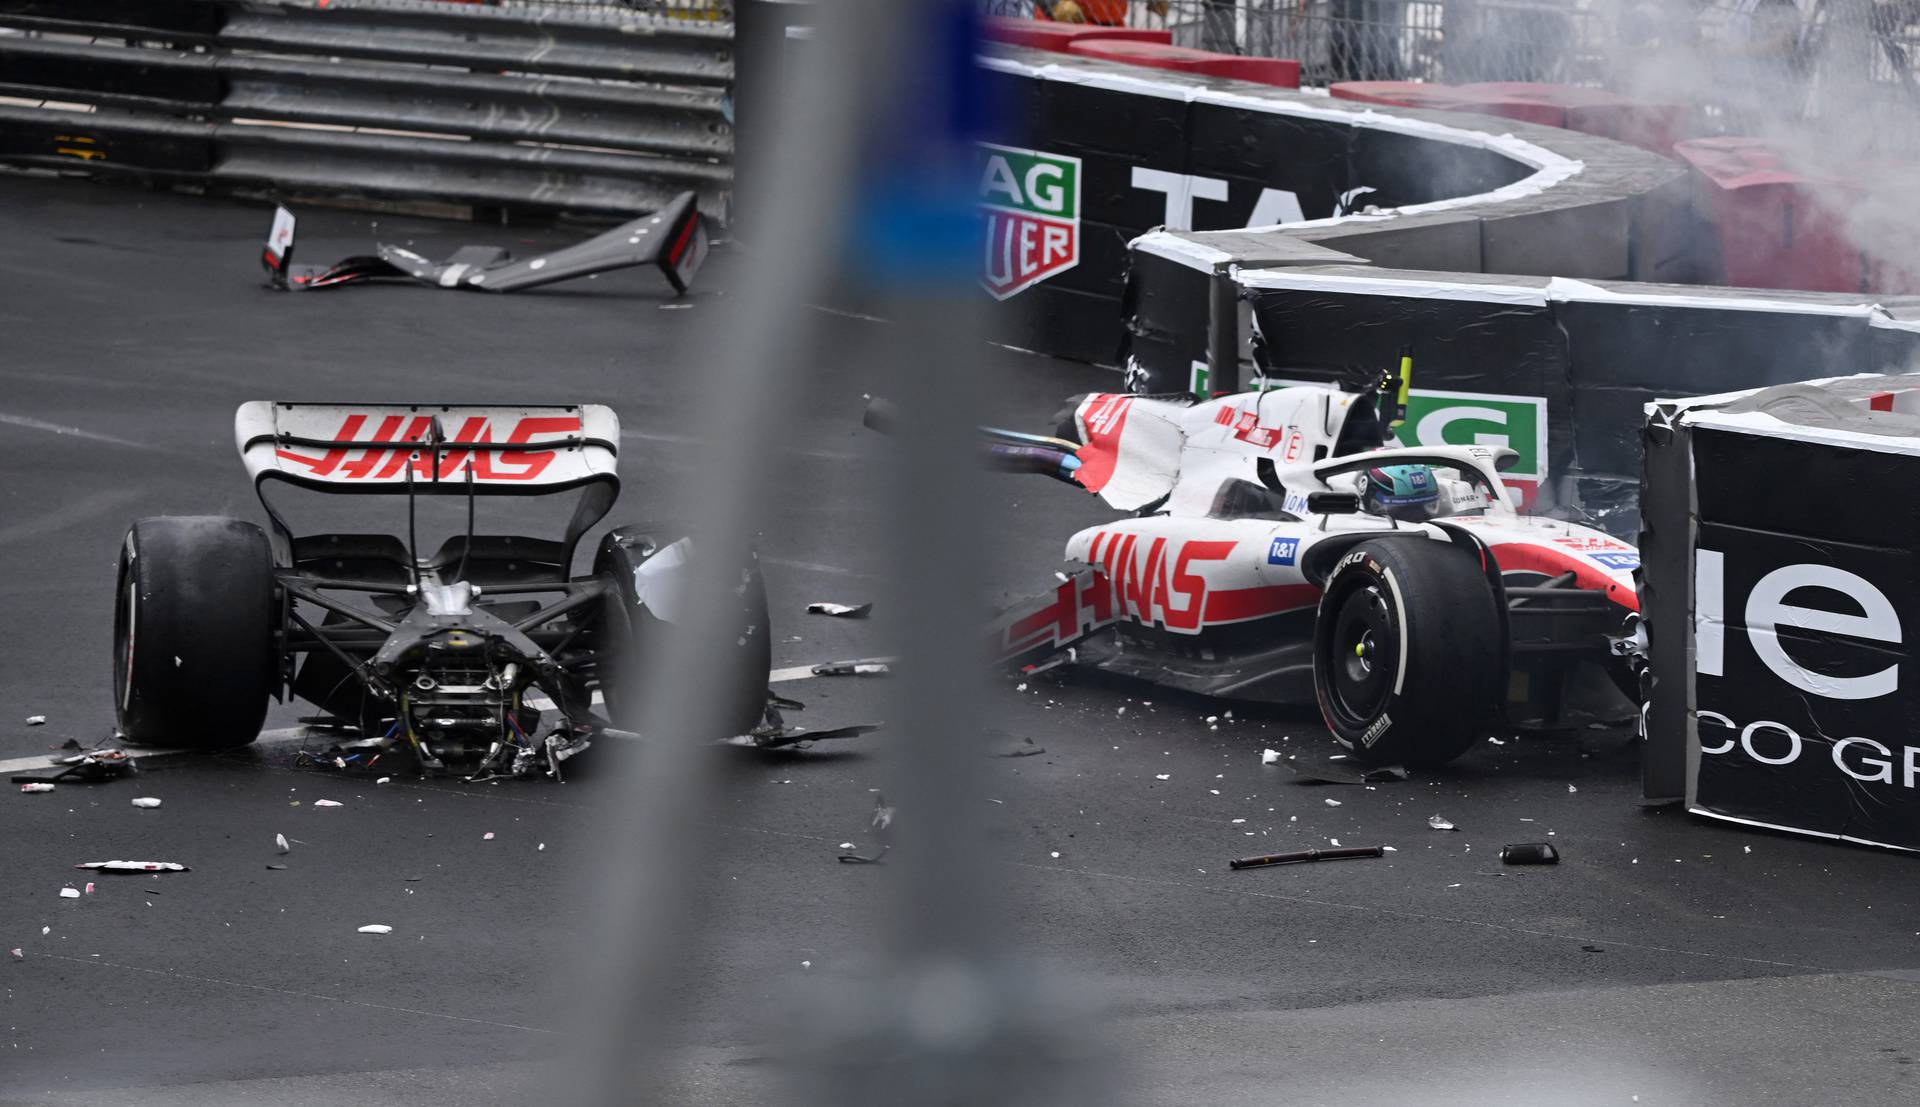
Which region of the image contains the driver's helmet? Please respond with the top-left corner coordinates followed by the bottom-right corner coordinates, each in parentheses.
top-left (1358, 463), bottom-right (1439, 521)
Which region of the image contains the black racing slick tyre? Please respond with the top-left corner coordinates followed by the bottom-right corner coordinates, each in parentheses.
top-left (113, 517), bottom-right (276, 749)
top-left (594, 528), bottom-right (771, 739)
top-left (1312, 538), bottom-right (1504, 766)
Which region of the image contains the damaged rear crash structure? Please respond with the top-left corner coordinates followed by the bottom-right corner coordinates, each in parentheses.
top-left (260, 191), bottom-right (709, 296)
top-left (110, 402), bottom-right (838, 781)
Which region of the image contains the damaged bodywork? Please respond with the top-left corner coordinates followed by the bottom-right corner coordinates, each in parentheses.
top-left (261, 191), bottom-right (708, 296)
top-left (112, 401), bottom-right (829, 780)
top-left (956, 365), bottom-right (1644, 766)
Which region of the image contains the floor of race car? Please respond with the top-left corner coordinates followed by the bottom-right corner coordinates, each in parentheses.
top-left (3, 175), bottom-right (1918, 1106)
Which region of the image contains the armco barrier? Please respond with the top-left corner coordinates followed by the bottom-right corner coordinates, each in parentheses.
top-left (0, 0), bottom-right (731, 216)
top-left (1642, 374), bottom-right (1920, 842)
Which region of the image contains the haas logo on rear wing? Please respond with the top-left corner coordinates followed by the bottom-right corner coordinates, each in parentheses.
top-left (273, 414), bottom-right (583, 482)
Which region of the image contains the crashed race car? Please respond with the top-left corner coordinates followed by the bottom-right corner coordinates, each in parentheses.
top-left (981, 367), bottom-right (1643, 766)
top-left (110, 402), bottom-right (807, 780)
top-left (260, 191), bottom-right (708, 296)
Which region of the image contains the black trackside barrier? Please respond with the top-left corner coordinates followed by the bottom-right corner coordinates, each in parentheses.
top-left (0, 0), bottom-right (732, 218)
top-left (1227, 270), bottom-right (1920, 536)
top-left (972, 47), bottom-right (1689, 365)
top-left (1642, 375), bottom-right (1920, 851)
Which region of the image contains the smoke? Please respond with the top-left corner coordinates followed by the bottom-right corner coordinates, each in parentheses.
top-left (1596, 0), bottom-right (1920, 294)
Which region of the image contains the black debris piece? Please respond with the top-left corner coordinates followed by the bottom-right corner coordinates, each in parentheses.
top-left (1285, 757), bottom-right (1407, 786)
top-left (1231, 845), bottom-right (1385, 870)
top-left (1500, 842), bottom-right (1561, 865)
top-left (838, 793), bottom-right (894, 864)
top-left (12, 748), bottom-right (137, 785)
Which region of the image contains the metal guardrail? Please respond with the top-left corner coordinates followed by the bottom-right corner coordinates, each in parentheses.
top-left (0, 0), bottom-right (734, 217)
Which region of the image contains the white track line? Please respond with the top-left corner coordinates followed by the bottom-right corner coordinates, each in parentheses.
top-left (0, 411), bottom-right (157, 450)
top-left (761, 557), bottom-right (874, 579)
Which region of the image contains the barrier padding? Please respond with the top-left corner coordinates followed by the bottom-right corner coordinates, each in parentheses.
top-left (1329, 81), bottom-right (1481, 112)
top-left (981, 16), bottom-right (1170, 53)
top-left (1065, 40), bottom-right (1301, 89)
top-left (1674, 137), bottom-right (1865, 294)
top-left (1563, 100), bottom-right (1693, 156)
top-left (1335, 80), bottom-right (1696, 156)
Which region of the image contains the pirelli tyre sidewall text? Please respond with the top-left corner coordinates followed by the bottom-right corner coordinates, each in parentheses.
top-left (1312, 538), bottom-right (1504, 766)
top-left (114, 516), bottom-right (277, 749)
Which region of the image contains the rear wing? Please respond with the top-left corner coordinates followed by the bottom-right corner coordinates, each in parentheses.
top-left (261, 192), bottom-right (709, 295)
top-left (236, 402), bottom-right (619, 494)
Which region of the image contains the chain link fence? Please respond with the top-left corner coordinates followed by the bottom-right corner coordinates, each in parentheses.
top-left (460, 0), bottom-right (731, 19)
top-left (991, 2), bottom-right (1920, 148)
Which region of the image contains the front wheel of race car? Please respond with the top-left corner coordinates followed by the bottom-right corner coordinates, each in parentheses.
top-left (594, 529), bottom-right (770, 739)
top-left (113, 516), bottom-right (277, 749)
top-left (1312, 537), bottom-right (1504, 766)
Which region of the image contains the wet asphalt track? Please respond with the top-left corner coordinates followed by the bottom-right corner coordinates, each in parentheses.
top-left (2, 174), bottom-right (1918, 1105)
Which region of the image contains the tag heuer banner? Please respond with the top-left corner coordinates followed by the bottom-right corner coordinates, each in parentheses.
top-left (979, 144), bottom-right (1081, 300)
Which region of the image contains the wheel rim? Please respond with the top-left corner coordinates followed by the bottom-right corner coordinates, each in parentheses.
top-left (1327, 583), bottom-right (1396, 724)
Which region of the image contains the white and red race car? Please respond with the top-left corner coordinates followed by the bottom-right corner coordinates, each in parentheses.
top-left (982, 373), bottom-right (1643, 766)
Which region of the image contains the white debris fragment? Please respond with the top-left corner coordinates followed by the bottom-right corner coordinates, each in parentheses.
top-left (1428, 815), bottom-right (1456, 831)
top-left (1049, 851), bottom-right (1061, 859)
top-left (1324, 798), bottom-right (1342, 807)
top-left (1567, 784), bottom-right (1578, 793)
top-left (1209, 789), bottom-right (1221, 795)
top-left (1330, 838), bottom-right (1342, 847)
top-left (19, 783), bottom-right (54, 794)
top-left (357, 924), bottom-right (393, 935)
top-left (313, 800), bottom-right (343, 808)
top-left (59, 887), bottom-right (80, 899)
top-left (483, 832), bottom-right (496, 841)
top-left (275, 833), bottom-right (290, 855)
top-left (1382, 846), bottom-right (1398, 852)
top-left (41, 926), bottom-right (50, 936)
top-left (1231, 818), bottom-right (1246, 824)
top-left (1261, 748), bottom-right (1281, 765)
top-left (806, 601), bottom-right (872, 618)
top-left (130, 797), bottom-right (161, 809)
top-left (1154, 774), bottom-right (1170, 781)
top-left (25, 715), bottom-right (46, 726)
top-left (538, 843), bottom-right (546, 852)
top-left (376, 777), bottom-right (391, 785)
top-left (801, 960), bottom-right (812, 969)
top-left (1016, 683), bottom-right (1028, 692)
top-left (8, 948), bottom-right (20, 960)
top-left (1487, 737), bottom-right (1506, 746)
top-left (1117, 707), bottom-right (1126, 716)
top-left (1447, 883), bottom-right (1462, 889)
top-left (839, 842), bottom-right (855, 851)
top-left (1744, 846), bottom-right (1751, 854)
top-left (1205, 715), bottom-right (1219, 725)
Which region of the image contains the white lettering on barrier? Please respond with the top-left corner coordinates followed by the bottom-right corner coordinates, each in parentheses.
top-left (1699, 714), bottom-right (1920, 788)
top-left (1696, 554), bottom-right (1902, 700)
